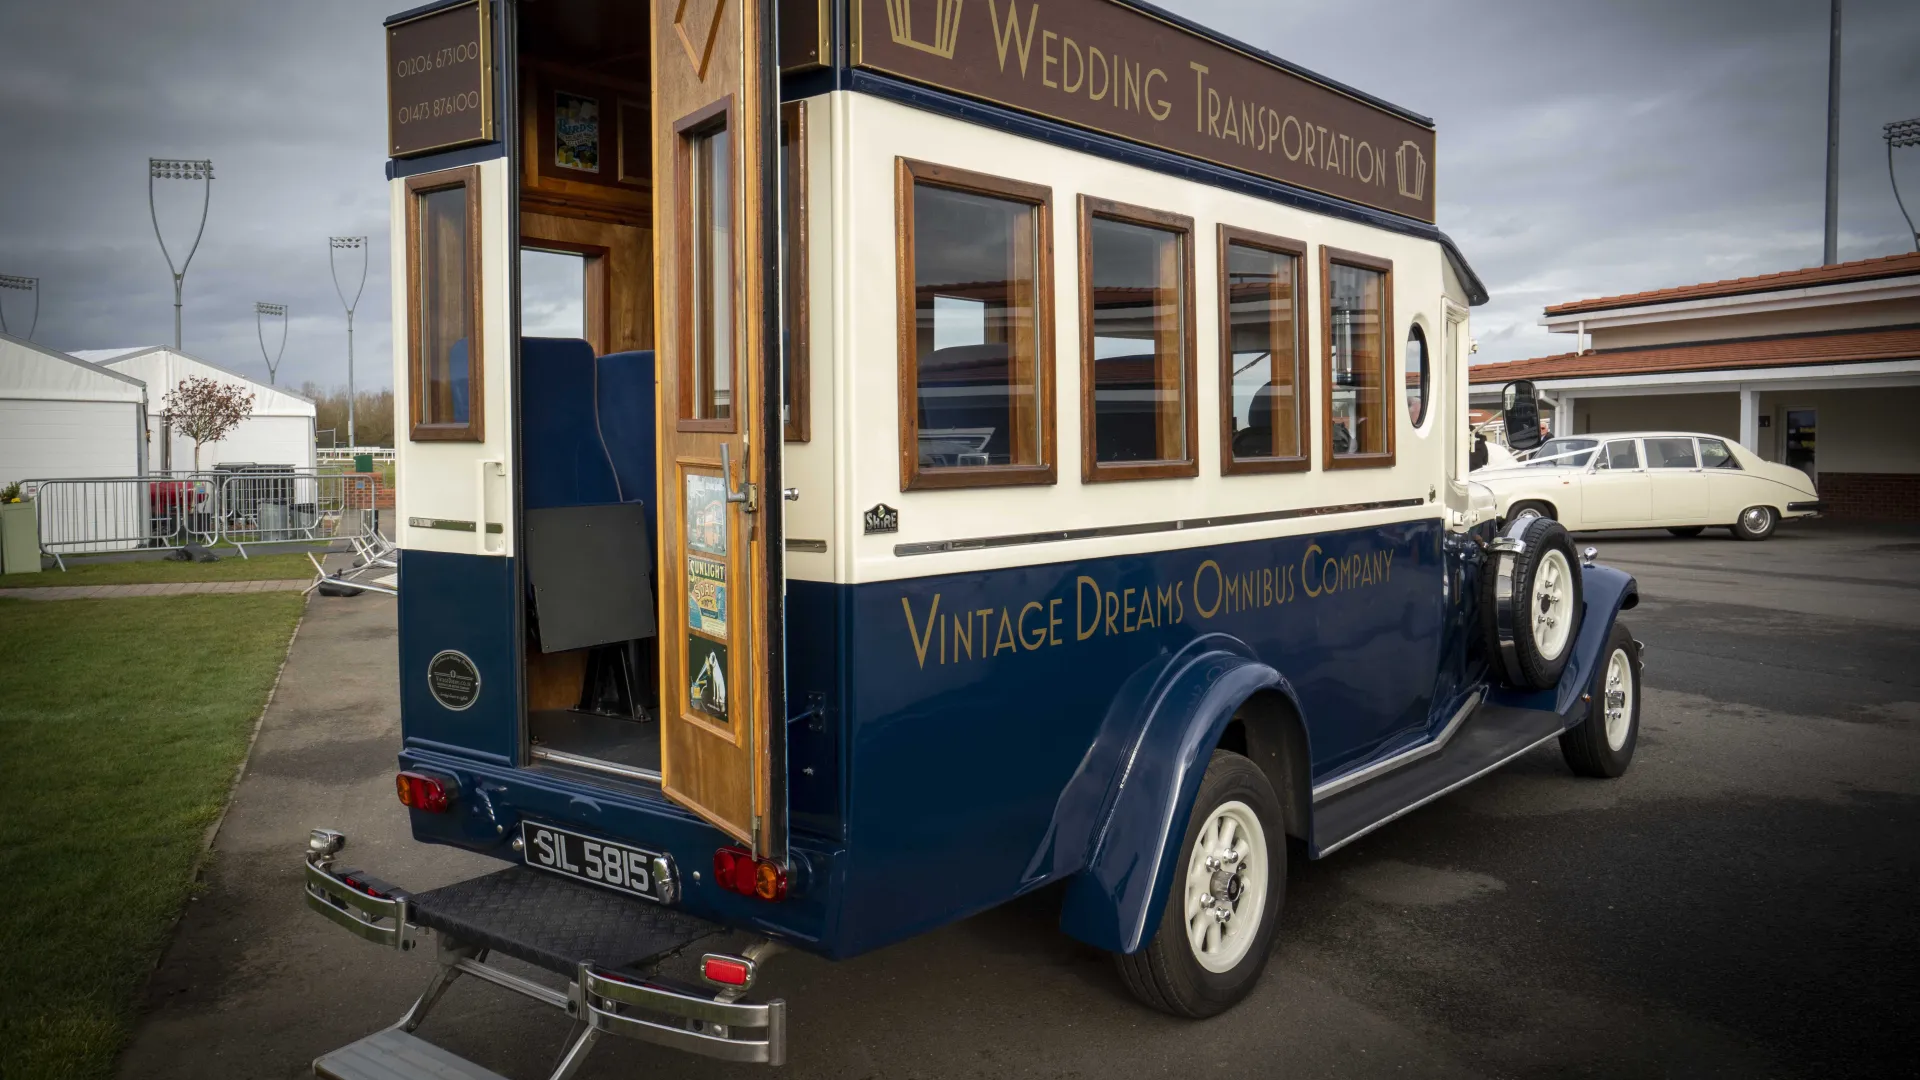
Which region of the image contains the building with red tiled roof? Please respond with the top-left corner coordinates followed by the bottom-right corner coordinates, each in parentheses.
top-left (1469, 254), bottom-right (1920, 521)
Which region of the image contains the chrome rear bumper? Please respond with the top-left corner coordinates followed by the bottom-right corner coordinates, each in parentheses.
top-left (303, 831), bottom-right (786, 1071)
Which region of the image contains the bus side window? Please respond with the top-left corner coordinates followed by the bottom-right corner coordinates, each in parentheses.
top-left (894, 158), bottom-right (1056, 490)
top-left (1321, 248), bottom-right (1394, 469)
top-left (1218, 226), bottom-right (1309, 475)
top-left (406, 166), bottom-right (485, 441)
top-left (1080, 197), bottom-right (1198, 482)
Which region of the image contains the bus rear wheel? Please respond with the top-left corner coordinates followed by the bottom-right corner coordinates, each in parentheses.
top-left (1116, 750), bottom-right (1284, 1018)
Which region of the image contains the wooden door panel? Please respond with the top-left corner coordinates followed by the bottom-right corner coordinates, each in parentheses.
top-left (651, 0), bottom-right (779, 854)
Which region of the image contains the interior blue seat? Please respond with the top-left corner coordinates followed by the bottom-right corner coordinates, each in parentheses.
top-left (521, 338), bottom-right (620, 510)
top-left (594, 349), bottom-right (658, 542)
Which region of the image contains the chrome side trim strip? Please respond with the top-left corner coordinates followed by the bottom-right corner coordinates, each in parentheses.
top-left (530, 745), bottom-right (663, 784)
top-left (407, 516), bottom-right (504, 534)
top-left (893, 497), bottom-right (1428, 557)
top-left (1317, 729), bottom-right (1564, 857)
top-left (1311, 691), bottom-right (1483, 803)
top-left (785, 538), bottom-right (827, 553)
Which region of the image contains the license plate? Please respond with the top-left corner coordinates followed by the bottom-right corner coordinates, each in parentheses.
top-left (521, 821), bottom-right (668, 903)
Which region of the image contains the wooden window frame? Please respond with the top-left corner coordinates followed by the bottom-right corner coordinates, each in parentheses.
top-left (1216, 224), bottom-right (1309, 476)
top-left (405, 165), bottom-right (486, 442)
top-left (518, 237), bottom-right (611, 355)
top-left (1078, 196), bottom-right (1199, 484)
top-left (1319, 246), bottom-right (1396, 471)
top-left (894, 157), bottom-right (1057, 491)
top-left (673, 96), bottom-right (739, 434)
top-left (782, 101), bottom-right (811, 443)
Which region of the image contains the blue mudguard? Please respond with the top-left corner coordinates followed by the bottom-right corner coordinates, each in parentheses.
top-left (1055, 634), bottom-right (1300, 955)
top-left (1056, 561), bottom-right (1637, 957)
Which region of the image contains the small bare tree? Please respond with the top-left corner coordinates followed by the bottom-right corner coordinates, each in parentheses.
top-left (164, 375), bottom-right (254, 470)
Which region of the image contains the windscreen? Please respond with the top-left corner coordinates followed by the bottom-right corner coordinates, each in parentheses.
top-left (1525, 438), bottom-right (1599, 468)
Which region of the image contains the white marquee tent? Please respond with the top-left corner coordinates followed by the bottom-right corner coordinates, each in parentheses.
top-left (0, 332), bottom-right (147, 486)
top-left (71, 347), bottom-right (317, 472)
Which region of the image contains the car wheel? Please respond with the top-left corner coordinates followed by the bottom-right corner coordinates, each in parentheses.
top-left (1560, 621), bottom-right (1641, 778)
top-left (1116, 750), bottom-right (1284, 1019)
top-left (1481, 514), bottom-right (1584, 690)
top-left (1729, 505), bottom-right (1777, 541)
top-left (1504, 500), bottom-right (1555, 527)
top-left (1665, 526), bottom-right (1706, 538)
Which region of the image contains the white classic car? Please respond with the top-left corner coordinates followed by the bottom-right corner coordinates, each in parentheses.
top-left (1471, 431), bottom-right (1825, 541)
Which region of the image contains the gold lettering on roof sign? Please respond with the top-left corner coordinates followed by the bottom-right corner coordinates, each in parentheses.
top-left (855, 0), bottom-right (1437, 222)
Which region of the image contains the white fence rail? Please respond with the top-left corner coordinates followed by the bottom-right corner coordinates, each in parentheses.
top-left (25, 470), bottom-right (383, 569)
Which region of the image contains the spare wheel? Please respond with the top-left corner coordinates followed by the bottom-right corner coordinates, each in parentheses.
top-left (1481, 514), bottom-right (1584, 690)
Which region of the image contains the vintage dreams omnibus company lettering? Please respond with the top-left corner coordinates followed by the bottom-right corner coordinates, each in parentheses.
top-left (900, 539), bottom-right (1397, 669)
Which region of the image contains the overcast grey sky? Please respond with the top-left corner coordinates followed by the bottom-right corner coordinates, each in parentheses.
top-left (0, 0), bottom-right (1915, 390)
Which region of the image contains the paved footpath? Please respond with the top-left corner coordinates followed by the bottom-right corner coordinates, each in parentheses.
top-left (0, 579), bottom-right (309, 601)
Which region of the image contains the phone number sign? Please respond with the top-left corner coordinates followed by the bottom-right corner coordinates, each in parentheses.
top-left (387, 0), bottom-right (494, 158)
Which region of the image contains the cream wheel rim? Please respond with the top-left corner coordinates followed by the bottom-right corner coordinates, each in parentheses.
top-left (1532, 548), bottom-right (1574, 660)
top-left (1183, 799), bottom-right (1268, 973)
top-left (1604, 646), bottom-right (1634, 751)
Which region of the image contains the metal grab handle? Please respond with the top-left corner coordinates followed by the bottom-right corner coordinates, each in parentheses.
top-left (720, 444), bottom-right (756, 512)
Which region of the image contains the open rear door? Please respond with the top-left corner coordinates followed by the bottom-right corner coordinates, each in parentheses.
top-left (651, 0), bottom-right (786, 859)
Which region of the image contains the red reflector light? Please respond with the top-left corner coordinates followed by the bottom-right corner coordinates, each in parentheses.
top-left (395, 771), bottom-right (450, 813)
top-left (702, 956), bottom-right (751, 986)
top-left (712, 847), bottom-right (788, 901)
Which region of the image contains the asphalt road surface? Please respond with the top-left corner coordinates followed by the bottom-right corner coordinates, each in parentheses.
top-left (116, 524), bottom-right (1920, 1079)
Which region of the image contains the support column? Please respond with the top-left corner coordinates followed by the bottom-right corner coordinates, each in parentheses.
top-left (1739, 388), bottom-right (1761, 454)
top-left (1554, 395), bottom-right (1577, 438)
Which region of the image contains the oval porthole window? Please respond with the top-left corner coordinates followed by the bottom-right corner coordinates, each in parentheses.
top-left (1406, 324), bottom-right (1430, 428)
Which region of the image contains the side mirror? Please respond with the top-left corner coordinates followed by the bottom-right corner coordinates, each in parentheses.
top-left (1502, 380), bottom-right (1543, 452)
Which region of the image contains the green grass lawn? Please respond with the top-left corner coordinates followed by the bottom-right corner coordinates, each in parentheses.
top-left (0, 593), bottom-right (306, 1080)
top-left (0, 551), bottom-right (315, 589)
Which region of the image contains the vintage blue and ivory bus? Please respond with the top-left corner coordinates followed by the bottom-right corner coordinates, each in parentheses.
top-left (304, 0), bottom-right (1643, 1074)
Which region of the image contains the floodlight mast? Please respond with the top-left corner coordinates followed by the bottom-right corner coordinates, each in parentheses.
top-left (329, 237), bottom-right (369, 448)
top-left (148, 158), bottom-right (214, 351)
top-left (0, 274), bottom-right (38, 341)
top-left (255, 301), bottom-right (288, 385)
top-left (1887, 119), bottom-right (1920, 253)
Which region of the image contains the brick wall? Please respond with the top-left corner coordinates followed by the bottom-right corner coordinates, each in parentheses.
top-left (1818, 472), bottom-right (1920, 522)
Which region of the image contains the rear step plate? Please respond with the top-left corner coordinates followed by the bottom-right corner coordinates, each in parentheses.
top-left (409, 866), bottom-right (723, 978)
top-left (315, 1029), bottom-right (508, 1080)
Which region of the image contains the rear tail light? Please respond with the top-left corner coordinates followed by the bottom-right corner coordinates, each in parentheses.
top-left (701, 954), bottom-right (754, 987)
top-left (713, 847), bottom-right (788, 901)
top-left (395, 771), bottom-right (451, 813)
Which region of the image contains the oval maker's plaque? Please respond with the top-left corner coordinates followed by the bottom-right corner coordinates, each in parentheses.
top-left (427, 650), bottom-right (482, 711)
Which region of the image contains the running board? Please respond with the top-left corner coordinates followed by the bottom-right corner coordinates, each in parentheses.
top-left (316, 1030), bottom-right (509, 1080)
top-left (1311, 701), bottom-right (1571, 856)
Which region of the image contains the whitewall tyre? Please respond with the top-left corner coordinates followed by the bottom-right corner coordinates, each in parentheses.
top-left (1116, 750), bottom-right (1284, 1018)
top-left (1729, 505), bottom-right (1777, 541)
top-left (1559, 622), bottom-right (1641, 778)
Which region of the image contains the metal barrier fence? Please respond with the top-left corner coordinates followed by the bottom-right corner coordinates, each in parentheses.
top-left (27, 471), bottom-right (383, 569)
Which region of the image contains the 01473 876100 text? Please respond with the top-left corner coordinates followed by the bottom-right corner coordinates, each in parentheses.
top-left (899, 537), bottom-right (1397, 670)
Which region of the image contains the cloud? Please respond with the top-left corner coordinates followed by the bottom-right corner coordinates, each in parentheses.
top-left (0, 0), bottom-right (1915, 388)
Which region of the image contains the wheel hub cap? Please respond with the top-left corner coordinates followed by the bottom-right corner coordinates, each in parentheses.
top-left (1531, 549), bottom-right (1574, 660)
top-left (1183, 801), bottom-right (1268, 973)
top-left (1603, 647), bottom-right (1633, 751)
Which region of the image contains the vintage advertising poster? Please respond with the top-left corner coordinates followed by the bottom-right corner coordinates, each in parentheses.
top-left (687, 554), bottom-right (728, 639)
top-left (553, 90), bottom-right (600, 173)
top-left (685, 473), bottom-right (728, 556)
top-left (687, 634), bottom-right (729, 723)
